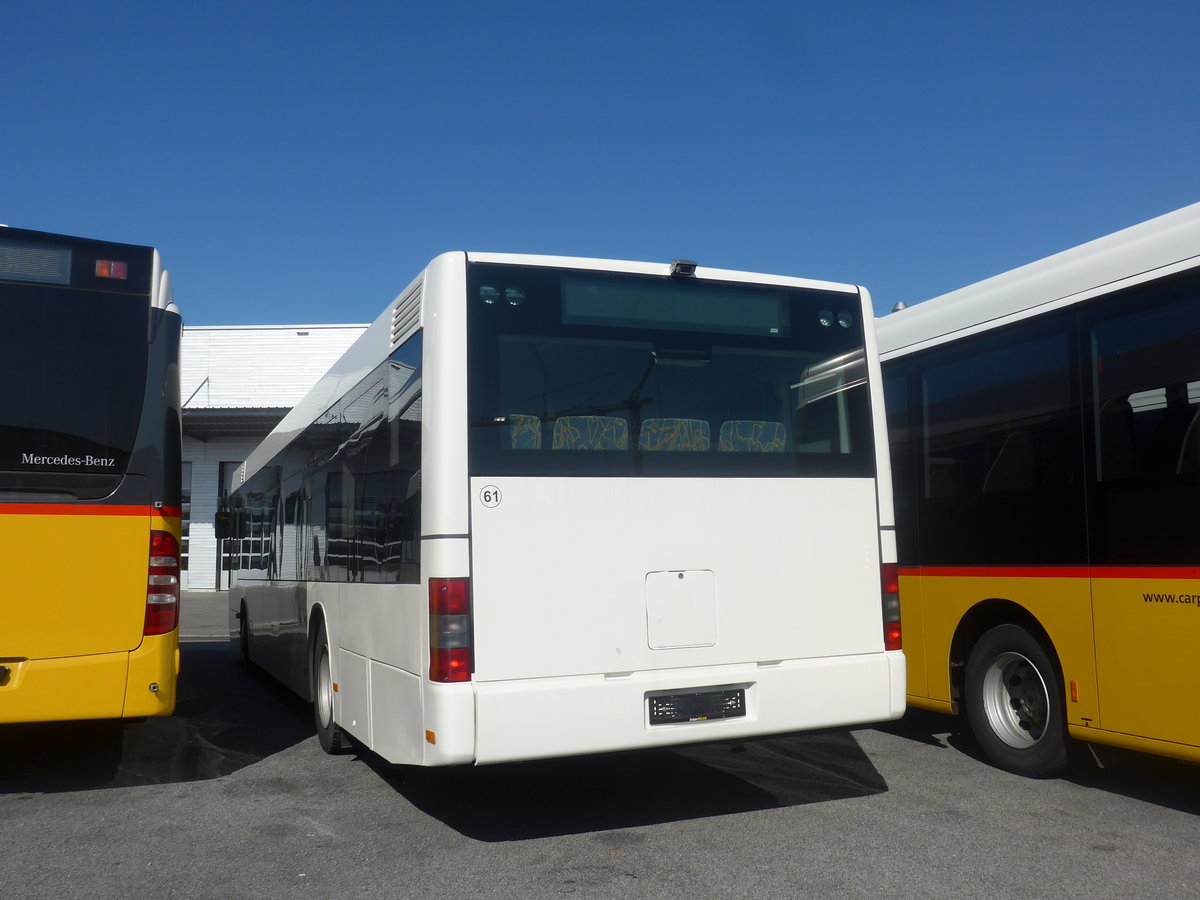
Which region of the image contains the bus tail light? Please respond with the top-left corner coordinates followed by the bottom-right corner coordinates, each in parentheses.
top-left (145, 530), bottom-right (180, 636)
top-left (882, 563), bottom-right (902, 651)
top-left (95, 259), bottom-right (128, 279)
top-left (429, 577), bottom-right (472, 683)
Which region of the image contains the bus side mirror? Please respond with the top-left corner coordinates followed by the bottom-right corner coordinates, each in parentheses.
top-left (215, 509), bottom-right (232, 540)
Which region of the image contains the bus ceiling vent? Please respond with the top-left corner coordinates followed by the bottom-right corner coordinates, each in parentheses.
top-left (891, 301), bottom-right (908, 312)
top-left (670, 259), bottom-right (697, 278)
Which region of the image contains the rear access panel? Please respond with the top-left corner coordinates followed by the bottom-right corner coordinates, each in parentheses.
top-left (645, 570), bottom-right (716, 649)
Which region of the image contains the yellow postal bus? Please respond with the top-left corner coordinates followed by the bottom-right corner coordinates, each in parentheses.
top-left (0, 226), bottom-right (182, 723)
top-left (878, 203), bottom-right (1200, 776)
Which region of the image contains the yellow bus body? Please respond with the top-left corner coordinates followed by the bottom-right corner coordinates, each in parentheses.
top-left (901, 566), bottom-right (1200, 764)
top-left (0, 505), bottom-right (180, 723)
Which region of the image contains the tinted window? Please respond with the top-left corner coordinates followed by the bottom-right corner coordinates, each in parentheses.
top-left (467, 264), bottom-right (875, 477)
top-left (1086, 271), bottom-right (1200, 564)
top-left (899, 316), bottom-right (1086, 565)
top-left (235, 334), bottom-right (423, 584)
top-left (0, 285), bottom-right (148, 496)
top-left (235, 467), bottom-right (280, 576)
top-left (883, 368), bottom-right (920, 563)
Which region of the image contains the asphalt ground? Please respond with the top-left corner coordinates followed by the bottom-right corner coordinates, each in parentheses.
top-left (180, 590), bottom-right (230, 642)
top-left (1, 601), bottom-right (1197, 899)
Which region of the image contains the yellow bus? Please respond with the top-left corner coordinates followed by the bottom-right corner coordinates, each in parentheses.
top-left (0, 226), bottom-right (182, 723)
top-left (878, 203), bottom-right (1200, 777)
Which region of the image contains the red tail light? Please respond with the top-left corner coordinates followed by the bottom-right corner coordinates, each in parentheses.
top-left (429, 577), bottom-right (471, 682)
top-left (95, 259), bottom-right (128, 279)
top-left (145, 530), bottom-right (180, 636)
top-left (881, 563), bottom-right (902, 651)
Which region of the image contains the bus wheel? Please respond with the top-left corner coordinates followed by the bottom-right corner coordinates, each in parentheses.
top-left (312, 620), bottom-right (348, 754)
top-left (238, 602), bottom-right (252, 667)
top-left (964, 624), bottom-right (1069, 778)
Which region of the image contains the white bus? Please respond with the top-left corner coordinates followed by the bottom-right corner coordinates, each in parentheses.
top-left (225, 253), bottom-right (904, 765)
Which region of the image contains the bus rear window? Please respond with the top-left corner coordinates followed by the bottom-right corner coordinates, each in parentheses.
top-left (467, 263), bottom-right (875, 477)
top-left (0, 286), bottom-right (148, 497)
top-left (561, 275), bottom-right (789, 337)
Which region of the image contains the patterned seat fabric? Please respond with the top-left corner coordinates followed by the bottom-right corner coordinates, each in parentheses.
top-left (551, 416), bottom-right (629, 450)
top-left (507, 414), bottom-right (543, 450)
top-left (718, 420), bottom-right (787, 453)
top-left (638, 418), bottom-right (712, 451)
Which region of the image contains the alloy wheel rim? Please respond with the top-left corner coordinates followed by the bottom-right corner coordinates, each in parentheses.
top-left (317, 647), bottom-right (333, 728)
top-left (981, 650), bottom-right (1049, 749)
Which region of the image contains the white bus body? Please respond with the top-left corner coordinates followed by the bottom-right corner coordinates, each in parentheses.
top-left (229, 252), bottom-right (904, 765)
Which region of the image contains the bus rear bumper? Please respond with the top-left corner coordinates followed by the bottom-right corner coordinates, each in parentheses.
top-left (123, 632), bottom-right (179, 718)
top-left (472, 650), bottom-right (905, 765)
top-left (0, 633), bottom-right (178, 724)
top-left (0, 652), bottom-right (127, 723)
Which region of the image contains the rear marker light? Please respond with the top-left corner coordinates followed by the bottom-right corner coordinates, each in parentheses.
top-left (145, 530), bottom-right (180, 635)
top-left (429, 578), bottom-right (472, 683)
top-left (881, 563), bottom-right (902, 651)
top-left (95, 259), bottom-right (128, 279)
top-left (885, 620), bottom-right (903, 650)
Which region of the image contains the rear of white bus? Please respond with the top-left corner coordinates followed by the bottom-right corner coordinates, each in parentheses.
top-left (425, 253), bottom-right (903, 765)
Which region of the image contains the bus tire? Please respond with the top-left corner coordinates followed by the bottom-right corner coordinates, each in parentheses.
top-left (964, 624), bottom-right (1070, 778)
top-left (312, 620), bottom-right (348, 754)
top-left (238, 602), bottom-right (252, 668)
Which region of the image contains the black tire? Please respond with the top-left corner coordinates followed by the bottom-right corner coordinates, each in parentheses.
top-left (312, 620), bottom-right (348, 754)
top-left (964, 623), bottom-right (1071, 778)
top-left (238, 602), bottom-right (252, 668)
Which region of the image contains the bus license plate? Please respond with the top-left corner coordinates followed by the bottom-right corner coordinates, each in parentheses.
top-left (648, 687), bottom-right (746, 725)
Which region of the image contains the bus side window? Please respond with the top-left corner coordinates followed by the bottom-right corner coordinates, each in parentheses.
top-left (1177, 398), bottom-right (1200, 473)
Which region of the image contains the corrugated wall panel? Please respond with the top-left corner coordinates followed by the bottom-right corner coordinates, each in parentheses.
top-left (182, 325), bottom-right (366, 409)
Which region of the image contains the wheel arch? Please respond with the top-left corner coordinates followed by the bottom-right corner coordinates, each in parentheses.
top-left (948, 598), bottom-right (1064, 710)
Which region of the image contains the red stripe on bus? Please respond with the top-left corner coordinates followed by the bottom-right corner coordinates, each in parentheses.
top-left (1090, 566), bottom-right (1200, 580)
top-left (897, 565), bottom-right (1088, 579)
top-left (899, 565), bottom-right (1200, 580)
top-left (0, 504), bottom-right (182, 518)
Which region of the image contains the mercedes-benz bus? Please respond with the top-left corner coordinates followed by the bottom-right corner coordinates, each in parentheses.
top-left (0, 226), bottom-right (182, 724)
top-left (879, 203), bottom-right (1200, 776)
top-left (227, 252), bottom-right (903, 765)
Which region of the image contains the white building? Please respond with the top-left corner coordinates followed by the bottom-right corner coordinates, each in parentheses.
top-left (181, 324), bottom-right (366, 589)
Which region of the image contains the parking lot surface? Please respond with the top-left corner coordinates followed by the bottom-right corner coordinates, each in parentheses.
top-left (2, 626), bottom-right (1198, 899)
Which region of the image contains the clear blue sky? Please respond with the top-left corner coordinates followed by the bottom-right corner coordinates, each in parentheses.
top-left (4, 1), bottom-right (1198, 325)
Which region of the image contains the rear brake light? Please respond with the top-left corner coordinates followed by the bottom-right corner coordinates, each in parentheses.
top-left (881, 563), bottom-right (902, 651)
top-left (429, 577), bottom-right (471, 682)
top-left (145, 530), bottom-right (180, 636)
top-left (95, 259), bottom-right (128, 279)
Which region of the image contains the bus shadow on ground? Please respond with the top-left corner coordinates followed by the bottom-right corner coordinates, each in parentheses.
top-left (371, 729), bottom-right (888, 842)
top-left (874, 708), bottom-right (1200, 815)
top-left (0, 642), bottom-right (312, 795)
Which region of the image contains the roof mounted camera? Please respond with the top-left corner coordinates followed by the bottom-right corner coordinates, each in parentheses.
top-left (670, 259), bottom-right (697, 278)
